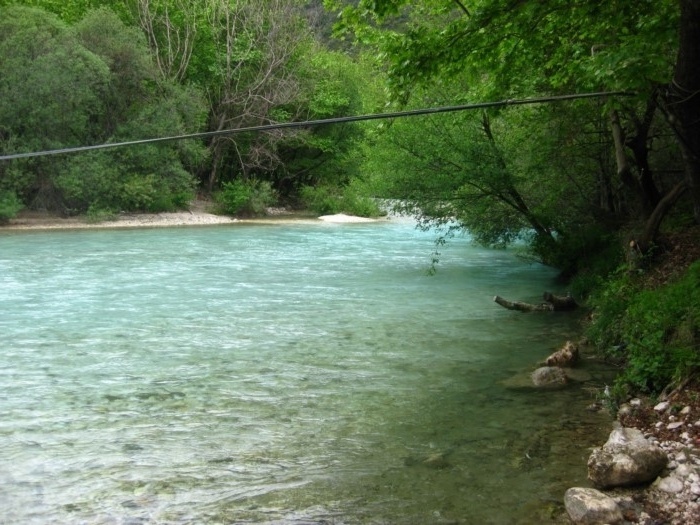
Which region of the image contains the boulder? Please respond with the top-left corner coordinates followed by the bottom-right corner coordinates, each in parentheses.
top-left (500, 367), bottom-right (590, 390)
top-left (587, 426), bottom-right (668, 489)
top-left (564, 487), bottom-right (623, 525)
top-left (545, 340), bottom-right (579, 367)
top-left (531, 366), bottom-right (569, 387)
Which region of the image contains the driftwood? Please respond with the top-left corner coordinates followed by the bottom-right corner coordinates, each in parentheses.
top-left (493, 292), bottom-right (578, 312)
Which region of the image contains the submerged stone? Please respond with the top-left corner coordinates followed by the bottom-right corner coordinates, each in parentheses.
top-left (564, 487), bottom-right (623, 525)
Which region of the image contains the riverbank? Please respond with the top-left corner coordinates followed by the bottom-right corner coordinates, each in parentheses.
top-left (569, 225), bottom-right (700, 525)
top-left (1, 200), bottom-right (383, 231)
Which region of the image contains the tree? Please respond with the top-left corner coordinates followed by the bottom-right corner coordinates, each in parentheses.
top-left (665, 0), bottom-right (700, 224)
top-left (0, 5), bottom-right (206, 214)
top-left (0, 6), bottom-right (111, 209)
top-left (359, 80), bottom-right (617, 270)
top-left (326, 0), bottom-right (693, 256)
top-left (193, 0), bottom-right (313, 191)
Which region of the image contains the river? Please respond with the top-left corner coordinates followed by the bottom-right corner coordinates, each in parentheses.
top-left (0, 218), bottom-right (612, 524)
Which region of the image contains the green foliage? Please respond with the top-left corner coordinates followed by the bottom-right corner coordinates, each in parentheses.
top-left (569, 237), bottom-right (625, 299)
top-left (216, 179), bottom-right (278, 217)
top-left (621, 263), bottom-right (700, 392)
top-left (587, 262), bottom-right (700, 395)
top-left (0, 5), bottom-right (205, 215)
top-left (356, 83), bottom-right (617, 267)
top-left (327, 0), bottom-right (678, 102)
top-left (0, 190), bottom-right (22, 223)
top-left (0, 0), bottom-right (121, 24)
top-left (300, 182), bottom-right (382, 217)
top-left (84, 203), bottom-right (117, 223)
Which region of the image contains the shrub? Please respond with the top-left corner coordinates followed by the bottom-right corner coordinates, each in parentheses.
top-left (300, 185), bottom-right (341, 215)
top-left (85, 204), bottom-right (118, 223)
top-left (586, 268), bottom-right (639, 360)
top-left (216, 179), bottom-right (277, 216)
top-left (299, 184), bottom-right (382, 217)
top-left (619, 262), bottom-right (700, 392)
top-left (0, 190), bottom-right (23, 223)
top-left (588, 261), bottom-right (700, 396)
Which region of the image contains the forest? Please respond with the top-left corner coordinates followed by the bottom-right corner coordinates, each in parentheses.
top-left (1, 0), bottom-right (699, 402)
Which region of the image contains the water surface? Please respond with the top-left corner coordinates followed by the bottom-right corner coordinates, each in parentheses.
top-left (0, 219), bottom-right (612, 524)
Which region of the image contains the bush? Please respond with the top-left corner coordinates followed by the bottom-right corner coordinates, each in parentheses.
top-left (300, 185), bottom-right (341, 215)
top-left (0, 190), bottom-right (23, 223)
top-left (85, 204), bottom-right (118, 223)
top-left (216, 179), bottom-right (277, 216)
top-left (588, 261), bottom-right (700, 396)
top-left (299, 184), bottom-right (382, 217)
top-left (619, 262), bottom-right (700, 392)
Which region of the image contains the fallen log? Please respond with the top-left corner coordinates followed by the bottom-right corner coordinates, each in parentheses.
top-left (542, 292), bottom-right (578, 311)
top-left (493, 292), bottom-right (578, 312)
top-left (493, 295), bottom-right (553, 312)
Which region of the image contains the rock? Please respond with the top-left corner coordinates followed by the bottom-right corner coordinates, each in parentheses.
top-left (654, 475), bottom-right (685, 493)
top-left (564, 487), bottom-right (623, 524)
top-left (422, 453), bottom-right (450, 469)
top-left (587, 427), bottom-right (668, 489)
top-left (667, 421), bottom-right (685, 430)
top-left (681, 406), bottom-right (692, 415)
top-left (544, 341), bottom-right (579, 367)
top-left (654, 401), bottom-right (670, 412)
top-left (630, 398), bottom-right (642, 407)
top-left (617, 404), bottom-right (632, 417)
top-left (501, 366), bottom-right (590, 391)
top-left (531, 366), bottom-right (569, 387)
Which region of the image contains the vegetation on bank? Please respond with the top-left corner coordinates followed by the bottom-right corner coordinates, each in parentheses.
top-left (572, 229), bottom-right (700, 404)
top-left (0, 0), bottom-right (698, 398)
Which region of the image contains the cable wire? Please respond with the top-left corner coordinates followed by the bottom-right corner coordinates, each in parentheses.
top-left (0, 91), bottom-right (632, 161)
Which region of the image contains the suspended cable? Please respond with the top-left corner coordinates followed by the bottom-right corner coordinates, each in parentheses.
top-left (0, 91), bottom-right (633, 161)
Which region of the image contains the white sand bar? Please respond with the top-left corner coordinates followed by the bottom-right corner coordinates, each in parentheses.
top-left (317, 213), bottom-right (377, 223)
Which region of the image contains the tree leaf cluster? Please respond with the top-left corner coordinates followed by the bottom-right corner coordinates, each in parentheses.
top-left (0, 5), bottom-right (206, 214)
top-left (0, 0), bottom-right (382, 217)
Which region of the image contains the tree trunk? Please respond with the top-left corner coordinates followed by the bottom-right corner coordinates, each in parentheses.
top-left (669, 0), bottom-right (700, 223)
top-left (493, 292), bottom-right (577, 313)
top-left (636, 178), bottom-right (689, 253)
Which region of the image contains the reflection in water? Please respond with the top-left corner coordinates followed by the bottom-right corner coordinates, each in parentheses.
top-left (0, 220), bottom-right (613, 524)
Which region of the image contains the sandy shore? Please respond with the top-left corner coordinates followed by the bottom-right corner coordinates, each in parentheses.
top-left (1, 205), bottom-right (381, 231)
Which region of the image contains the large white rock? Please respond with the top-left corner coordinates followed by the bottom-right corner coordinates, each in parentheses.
top-left (587, 426), bottom-right (668, 489)
top-left (564, 487), bottom-right (623, 525)
top-left (318, 214), bottom-right (376, 223)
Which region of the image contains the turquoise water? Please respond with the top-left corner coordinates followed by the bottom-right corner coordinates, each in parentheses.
top-left (0, 219), bottom-right (611, 524)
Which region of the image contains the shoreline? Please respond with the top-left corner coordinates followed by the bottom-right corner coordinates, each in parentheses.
top-left (1, 207), bottom-right (383, 232)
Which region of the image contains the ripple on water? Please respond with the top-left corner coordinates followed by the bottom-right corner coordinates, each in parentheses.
top-left (0, 222), bottom-right (613, 524)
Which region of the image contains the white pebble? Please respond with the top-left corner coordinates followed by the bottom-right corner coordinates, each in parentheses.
top-left (681, 406), bottom-right (692, 415)
top-left (656, 475), bottom-right (685, 493)
top-left (667, 421), bottom-right (685, 430)
top-left (655, 400), bottom-right (671, 412)
top-left (675, 463), bottom-right (693, 477)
